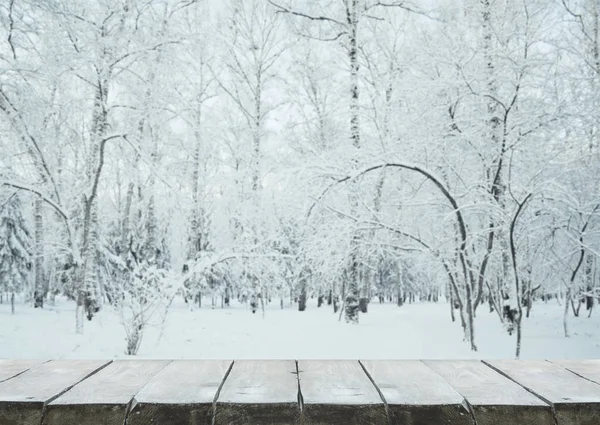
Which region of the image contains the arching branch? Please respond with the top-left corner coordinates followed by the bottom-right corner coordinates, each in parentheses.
top-left (2, 181), bottom-right (68, 222)
top-left (310, 162), bottom-right (469, 252)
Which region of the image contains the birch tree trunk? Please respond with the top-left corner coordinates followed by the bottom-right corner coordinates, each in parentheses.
top-left (474, 0), bottom-right (511, 315)
top-left (33, 197), bottom-right (44, 308)
top-left (185, 51), bottom-right (213, 294)
top-left (345, 0), bottom-right (361, 324)
top-left (76, 68), bottom-right (109, 334)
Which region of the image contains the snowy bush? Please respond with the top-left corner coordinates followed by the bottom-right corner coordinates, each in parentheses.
top-left (115, 264), bottom-right (174, 356)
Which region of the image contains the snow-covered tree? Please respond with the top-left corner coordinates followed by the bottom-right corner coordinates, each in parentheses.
top-left (0, 192), bottom-right (32, 313)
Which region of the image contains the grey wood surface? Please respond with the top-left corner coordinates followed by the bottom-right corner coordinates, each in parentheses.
top-left (127, 360), bottom-right (232, 425)
top-left (0, 359), bottom-right (46, 383)
top-left (424, 360), bottom-right (553, 425)
top-left (551, 359), bottom-right (600, 385)
top-left (361, 360), bottom-right (473, 425)
top-left (214, 360), bottom-right (300, 425)
top-left (298, 360), bottom-right (387, 425)
top-left (0, 359), bottom-right (109, 425)
top-left (487, 359), bottom-right (600, 425)
top-left (0, 359), bottom-right (599, 425)
top-left (45, 359), bottom-right (169, 425)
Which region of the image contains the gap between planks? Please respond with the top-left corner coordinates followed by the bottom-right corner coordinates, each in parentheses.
top-left (362, 360), bottom-right (481, 425)
top-left (358, 360), bottom-right (391, 425)
top-left (547, 359), bottom-right (600, 387)
top-left (295, 360), bottom-right (303, 415)
top-left (481, 360), bottom-right (560, 425)
top-left (0, 360), bottom-right (51, 384)
top-left (209, 360), bottom-right (235, 425)
top-left (39, 360), bottom-right (113, 425)
top-left (121, 360), bottom-right (235, 425)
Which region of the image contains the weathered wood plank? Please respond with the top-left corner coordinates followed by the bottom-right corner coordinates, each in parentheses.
top-left (45, 360), bottom-right (169, 425)
top-left (127, 360), bottom-right (232, 425)
top-left (0, 359), bottom-right (109, 425)
top-left (214, 360), bottom-right (299, 425)
top-left (361, 360), bottom-right (473, 425)
top-left (424, 360), bottom-right (553, 425)
top-left (0, 359), bottom-right (46, 383)
top-left (298, 360), bottom-right (387, 425)
top-left (551, 359), bottom-right (600, 385)
top-left (487, 359), bottom-right (600, 425)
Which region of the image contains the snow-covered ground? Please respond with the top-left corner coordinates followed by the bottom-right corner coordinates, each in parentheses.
top-left (1, 297), bottom-right (599, 359)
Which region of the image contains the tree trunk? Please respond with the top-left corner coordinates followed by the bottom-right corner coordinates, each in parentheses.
top-left (342, 0), bottom-right (361, 325)
top-left (345, 250), bottom-right (360, 323)
top-left (564, 286), bottom-right (571, 337)
top-left (298, 282), bottom-right (307, 312)
top-left (76, 68), bottom-right (109, 334)
top-left (120, 153), bottom-right (139, 259)
top-left (76, 286), bottom-right (85, 334)
top-left (585, 253), bottom-right (594, 311)
top-left (11, 292), bottom-right (15, 315)
top-left (449, 283), bottom-right (455, 322)
top-left (33, 197), bottom-right (44, 308)
top-left (359, 297), bottom-right (368, 313)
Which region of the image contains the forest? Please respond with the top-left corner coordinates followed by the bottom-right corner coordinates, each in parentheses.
top-left (0, 0), bottom-right (599, 358)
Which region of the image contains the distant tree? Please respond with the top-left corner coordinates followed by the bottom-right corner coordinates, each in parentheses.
top-left (0, 193), bottom-right (32, 314)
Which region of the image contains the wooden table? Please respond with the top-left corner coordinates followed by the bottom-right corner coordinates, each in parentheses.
top-left (0, 359), bottom-right (598, 424)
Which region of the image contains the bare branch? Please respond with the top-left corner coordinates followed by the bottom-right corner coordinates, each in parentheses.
top-left (0, 88), bottom-right (63, 204)
top-left (1, 181), bottom-right (69, 222)
top-left (458, 65), bottom-right (508, 112)
top-left (560, 0), bottom-right (591, 41)
top-left (564, 203), bottom-right (600, 296)
top-left (268, 0), bottom-right (345, 26)
top-left (8, 0), bottom-right (17, 60)
top-left (87, 134), bottom-right (127, 206)
top-left (302, 31), bottom-right (348, 42)
top-left (364, 14), bottom-right (385, 22)
top-left (54, 10), bottom-right (98, 28)
top-left (365, 1), bottom-right (444, 22)
top-left (169, 0), bottom-right (200, 18)
top-left (561, 0), bottom-right (582, 19)
top-left (109, 40), bottom-right (181, 69)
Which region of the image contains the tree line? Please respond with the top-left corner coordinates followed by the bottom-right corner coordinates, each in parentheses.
top-left (0, 0), bottom-right (598, 356)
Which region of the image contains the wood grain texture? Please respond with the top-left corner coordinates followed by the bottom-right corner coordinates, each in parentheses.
top-left (0, 359), bottom-right (109, 425)
top-left (487, 359), bottom-right (600, 425)
top-left (298, 360), bottom-right (387, 425)
top-left (0, 359), bottom-right (46, 383)
top-left (45, 359), bottom-right (169, 425)
top-left (361, 360), bottom-right (473, 425)
top-left (127, 360), bottom-right (232, 425)
top-left (214, 360), bottom-right (299, 425)
top-left (551, 359), bottom-right (600, 385)
top-left (424, 360), bottom-right (553, 425)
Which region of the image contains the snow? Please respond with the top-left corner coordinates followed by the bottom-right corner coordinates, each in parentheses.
top-left (1, 297), bottom-right (599, 359)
